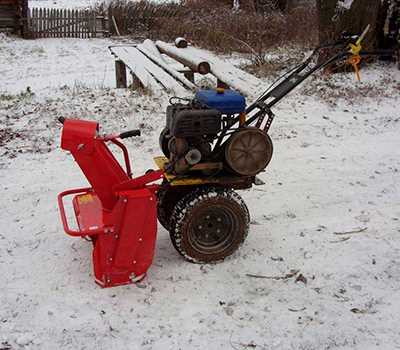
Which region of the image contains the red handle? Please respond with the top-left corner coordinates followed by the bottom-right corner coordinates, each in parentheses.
top-left (57, 188), bottom-right (104, 237)
top-left (98, 135), bottom-right (132, 178)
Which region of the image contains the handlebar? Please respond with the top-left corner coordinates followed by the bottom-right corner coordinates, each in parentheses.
top-left (57, 117), bottom-right (141, 139)
top-left (120, 129), bottom-right (141, 139)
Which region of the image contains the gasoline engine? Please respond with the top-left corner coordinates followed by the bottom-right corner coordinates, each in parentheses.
top-left (159, 89), bottom-right (274, 177)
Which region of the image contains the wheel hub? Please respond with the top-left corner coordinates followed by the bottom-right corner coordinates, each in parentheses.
top-left (188, 207), bottom-right (235, 253)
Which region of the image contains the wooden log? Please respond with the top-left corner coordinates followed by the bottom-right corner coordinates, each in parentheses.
top-left (141, 39), bottom-right (167, 64)
top-left (155, 41), bottom-right (211, 75)
top-left (136, 43), bottom-right (197, 91)
top-left (175, 37), bottom-right (188, 48)
top-left (115, 60), bottom-right (127, 88)
top-left (176, 45), bottom-right (264, 96)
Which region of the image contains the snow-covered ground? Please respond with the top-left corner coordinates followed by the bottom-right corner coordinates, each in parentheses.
top-left (1, 34), bottom-right (400, 350)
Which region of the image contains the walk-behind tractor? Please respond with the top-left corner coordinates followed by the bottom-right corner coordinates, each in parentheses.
top-left (58, 28), bottom-right (370, 287)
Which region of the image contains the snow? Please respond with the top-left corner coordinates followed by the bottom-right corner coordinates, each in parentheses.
top-left (1, 34), bottom-right (400, 350)
top-left (155, 41), bottom-right (264, 96)
top-left (337, 0), bottom-right (354, 10)
top-left (0, 36), bottom-right (119, 94)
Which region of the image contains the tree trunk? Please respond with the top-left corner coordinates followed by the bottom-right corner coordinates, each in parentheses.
top-left (317, 0), bottom-right (389, 50)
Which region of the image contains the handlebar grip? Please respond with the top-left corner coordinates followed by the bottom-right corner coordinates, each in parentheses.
top-left (119, 130), bottom-right (141, 139)
top-left (58, 117), bottom-right (65, 124)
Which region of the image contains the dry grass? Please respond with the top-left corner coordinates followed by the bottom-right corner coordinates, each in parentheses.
top-left (96, 0), bottom-right (318, 57)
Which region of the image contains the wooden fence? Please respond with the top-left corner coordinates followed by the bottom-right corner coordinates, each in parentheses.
top-left (0, 0), bottom-right (28, 35)
top-left (27, 8), bottom-right (108, 38)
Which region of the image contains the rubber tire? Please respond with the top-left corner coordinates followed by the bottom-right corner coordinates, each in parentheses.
top-left (157, 183), bottom-right (192, 231)
top-left (159, 127), bottom-right (170, 158)
top-left (169, 187), bottom-right (250, 263)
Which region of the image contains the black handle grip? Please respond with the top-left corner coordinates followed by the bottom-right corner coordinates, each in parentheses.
top-left (58, 117), bottom-right (65, 124)
top-left (119, 130), bottom-right (141, 139)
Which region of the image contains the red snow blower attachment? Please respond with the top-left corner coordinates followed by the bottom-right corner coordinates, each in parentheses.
top-left (57, 118), bottom-right (163, 287)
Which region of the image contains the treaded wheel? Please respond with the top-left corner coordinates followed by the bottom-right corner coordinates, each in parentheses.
top-left (157, 182), bottom-right (192, 231)
top-left (159, 127), bottom-right (170, 158)
top-left (169, 187), bottom-right (250, 263)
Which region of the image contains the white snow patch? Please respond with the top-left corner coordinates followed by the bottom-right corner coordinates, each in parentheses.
top-left (337, 0), bottom-right (354, 10)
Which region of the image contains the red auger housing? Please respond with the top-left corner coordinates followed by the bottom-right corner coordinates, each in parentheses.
top-left (57, 118), bottom-right (163, 287)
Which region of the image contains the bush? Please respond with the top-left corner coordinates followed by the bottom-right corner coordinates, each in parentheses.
top-left (97, 0), bottom-right (318, 55)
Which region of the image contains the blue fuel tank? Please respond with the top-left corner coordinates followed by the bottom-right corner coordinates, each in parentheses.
top-left (195, 89), bottom-right (246, 115)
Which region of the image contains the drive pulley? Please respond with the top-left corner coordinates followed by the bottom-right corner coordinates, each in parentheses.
top-left (225, 127), bottom-right (273, 176)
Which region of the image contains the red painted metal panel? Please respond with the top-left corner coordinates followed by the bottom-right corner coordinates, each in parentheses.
top-left (58, 118), bottom-right (163, 288)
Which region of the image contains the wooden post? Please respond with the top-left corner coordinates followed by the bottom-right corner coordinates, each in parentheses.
top-left (67, 8), bottom-right (71, 38)
top-left (22, 0), bottom-right (29, 37)
top-left (130, 72), bottom-right (143, 90)
top-left (92, 12), bottom-right (97, 38)
top-left (63, 9), bottom-right (67, 37)
top-left (24, 7), bottom-right (31, 38)
top-left (108, 6), bottom-right (114, 35)
top-left (39, 7), bottom-right (41, 37)
top-left (115, 60), bottom-right (127, 88)
top-left (183, 71), bottom-right (195, 83)
top-left (111, 15), bottom-right (120, 36)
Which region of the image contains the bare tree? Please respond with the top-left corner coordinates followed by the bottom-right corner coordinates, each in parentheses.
top-left (316, 0), bottom-right (389, 49)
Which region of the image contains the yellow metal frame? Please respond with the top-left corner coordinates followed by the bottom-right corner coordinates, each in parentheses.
top-left (154, 156), bottom-right (252, 187)
top-left (154, 156), bottom-right (218, 185)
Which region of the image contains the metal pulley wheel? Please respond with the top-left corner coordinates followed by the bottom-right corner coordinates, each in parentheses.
top-left (225, 127), bottom-right (273, 176)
